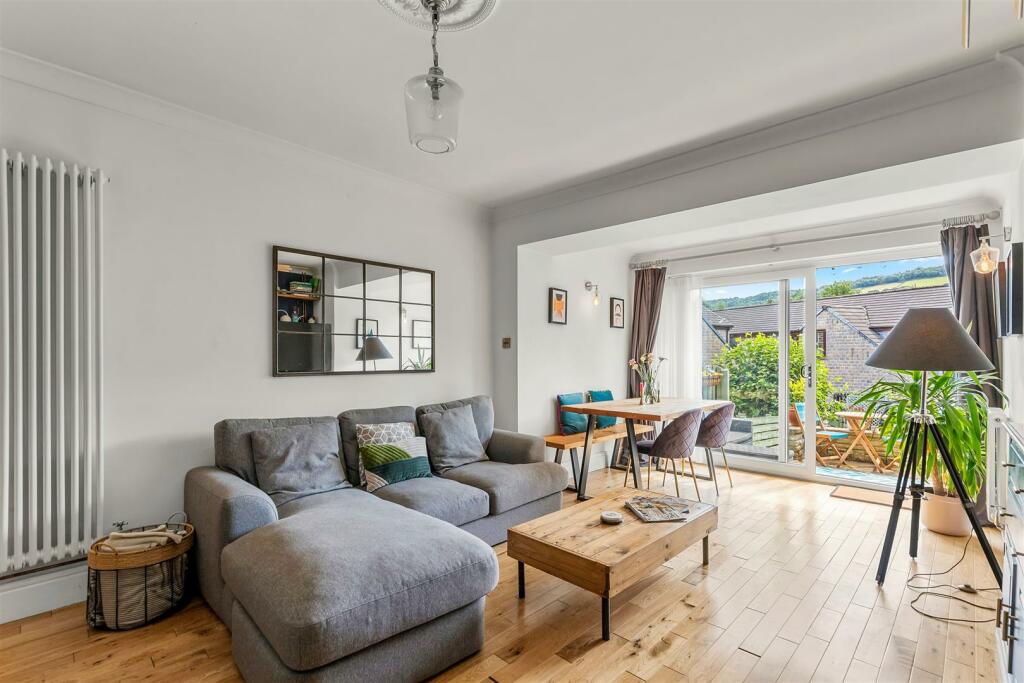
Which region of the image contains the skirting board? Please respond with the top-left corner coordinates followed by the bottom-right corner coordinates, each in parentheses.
top-left (0, 561), bottom-right (87, 624)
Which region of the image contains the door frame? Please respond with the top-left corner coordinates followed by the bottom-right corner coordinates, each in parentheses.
top-left (698, 265), bottom-right (818, 479)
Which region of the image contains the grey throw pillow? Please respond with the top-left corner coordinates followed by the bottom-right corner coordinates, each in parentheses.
top-left (251, 422), bottom-right (351, 505)
top-left (419, 403), bottom-right (488, 473)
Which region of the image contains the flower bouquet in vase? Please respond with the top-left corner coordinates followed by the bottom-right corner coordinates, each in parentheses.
top-left (629, 353), bottom-right (665, 405)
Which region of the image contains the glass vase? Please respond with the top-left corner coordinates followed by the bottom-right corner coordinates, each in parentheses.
top-left (641, 380), bottom-right (660, 405)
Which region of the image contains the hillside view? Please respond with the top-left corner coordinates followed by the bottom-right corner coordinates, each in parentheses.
top-left (704, 265), bottom-right (948, 311)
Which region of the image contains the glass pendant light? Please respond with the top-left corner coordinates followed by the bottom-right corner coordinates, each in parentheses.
top-left (404, 1), bottom-right (463, 154)
top-left (970, 237), bottom-right (999, 274)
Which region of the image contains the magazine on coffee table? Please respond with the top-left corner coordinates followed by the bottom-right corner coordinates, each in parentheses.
top-left (625, 496), bottom-right (690, 523)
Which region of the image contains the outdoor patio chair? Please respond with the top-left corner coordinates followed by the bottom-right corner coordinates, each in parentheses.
top-left (789, 403), bottom-right (848, 465)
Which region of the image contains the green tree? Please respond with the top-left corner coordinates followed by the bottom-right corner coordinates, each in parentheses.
top-left (711, 333), bottom-right (845, 422)
top-left (819, 280), bottom-right (856, 297)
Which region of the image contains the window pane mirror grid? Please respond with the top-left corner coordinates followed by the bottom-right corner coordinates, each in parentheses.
top-left (274, 246), bottom-right (434, 375)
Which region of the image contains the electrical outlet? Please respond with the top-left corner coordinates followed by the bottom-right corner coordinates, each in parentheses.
top-left (502, 337), bottom-right (512, 349)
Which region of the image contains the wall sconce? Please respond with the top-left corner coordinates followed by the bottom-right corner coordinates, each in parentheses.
top-left (584, 281), bottom-right (600, 306)
top-left (970, 237), bottom-right (999, 274)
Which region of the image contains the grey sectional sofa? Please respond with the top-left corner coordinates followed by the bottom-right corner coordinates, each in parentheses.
top-left (184, 396), bottom-right (567, 682)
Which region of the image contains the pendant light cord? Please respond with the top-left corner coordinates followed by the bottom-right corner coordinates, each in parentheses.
top-left (431, 4), bottom-right (440, 68)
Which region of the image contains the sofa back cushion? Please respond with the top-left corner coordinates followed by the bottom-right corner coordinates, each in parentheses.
top-left (419, 404), bottom-right (488, 473)
top-left (338, 406), bottom-right (417, 485)
top-left (251, 422), bottom-right (351, 505)
top-left (416, 395), bottom-right (494, 449)
top-left (214, 416), bottom-right (339, 484)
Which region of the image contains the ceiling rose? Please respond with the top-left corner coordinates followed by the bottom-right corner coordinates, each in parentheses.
top-left (377, 0), bottom-right (498, 32)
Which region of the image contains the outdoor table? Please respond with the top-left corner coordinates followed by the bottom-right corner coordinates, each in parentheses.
top-left (560, 397), bottom-right (730, 500)
top-left (836, 410), bottom-right (889, 472)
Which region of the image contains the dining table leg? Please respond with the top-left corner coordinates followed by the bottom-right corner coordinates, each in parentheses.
top-left (576, 415), bottom-right (598, 501)
top-left (625, 419), bottom-right (642, 490)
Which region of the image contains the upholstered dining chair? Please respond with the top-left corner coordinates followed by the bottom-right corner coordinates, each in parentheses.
top-left (625, 408), bottom-right (704, 499)
top-left (695, 402), bottom-right (735, 495)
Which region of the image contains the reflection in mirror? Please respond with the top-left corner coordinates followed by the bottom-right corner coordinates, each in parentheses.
top-left (401, 303), bottom-right (432, 338)
top-left (355, 335), bottom-right (399, 372)
top-left (366, 300), bottom-right (400, 337)
top-left (402, 269), bottom-right (432, 305)
top-left (326, 258), bottom-right (364, 298)
top-left (330, 336), bottom-right (364, 373)
top-left (366, 265), bottom-right (400, 301)
top-left (275, 247), bottom-right (434, 375)
top-left (401, 338), bottom-right (433, 371)
top-left (277, 333), bottom-right (325, 373)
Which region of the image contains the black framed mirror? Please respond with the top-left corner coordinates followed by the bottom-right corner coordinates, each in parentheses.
top-left (273, 246), bottom-right (435, 375)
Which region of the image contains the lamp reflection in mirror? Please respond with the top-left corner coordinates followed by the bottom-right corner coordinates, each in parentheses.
top-left (356, 335), bottom-right (393, 371)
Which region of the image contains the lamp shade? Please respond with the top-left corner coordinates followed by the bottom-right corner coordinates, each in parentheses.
top-left (865, 308), bottom-right (993, 372)
top-left (356, 336), bottom-right (393, 362)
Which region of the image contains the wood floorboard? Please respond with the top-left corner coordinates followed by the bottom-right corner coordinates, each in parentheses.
top-left (0, 467), bottom-right (1002, 682)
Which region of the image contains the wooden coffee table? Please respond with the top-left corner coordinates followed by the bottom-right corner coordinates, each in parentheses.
top-left (507, 489), bottom-right (717, 640)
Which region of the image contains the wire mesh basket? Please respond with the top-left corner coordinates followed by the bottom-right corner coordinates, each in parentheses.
top-left (86, 514), bottom-right (193, 629)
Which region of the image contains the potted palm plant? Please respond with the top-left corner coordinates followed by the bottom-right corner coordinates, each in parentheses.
top-left (857, 369), bottom-right (1002, 536)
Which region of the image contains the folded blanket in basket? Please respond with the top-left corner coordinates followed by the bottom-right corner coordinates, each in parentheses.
top-left (99, 524), bottom-right (184, 553)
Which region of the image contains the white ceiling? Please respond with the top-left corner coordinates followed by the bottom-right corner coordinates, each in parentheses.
top-left (2, 1), bottom-right (1024, 207)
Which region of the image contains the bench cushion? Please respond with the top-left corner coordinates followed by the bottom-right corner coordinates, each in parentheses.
top-left (372, 476), bottom-right (490, 527)
top-left (221, 488), bottom-right (498, 671)
top-left (556, 393), bottom-right (587, 435)
top-left (441, 461), bottom-right (568, 515)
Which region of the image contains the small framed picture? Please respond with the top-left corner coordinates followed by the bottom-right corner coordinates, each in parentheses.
top-left (548, 288), bottom-right (567, 324)
top-left (610, 297), bottom-right (625, 328)
top-left (411, 320), bottom-right (432, 349)
top-left (355, 318), bottom-right (379, 348)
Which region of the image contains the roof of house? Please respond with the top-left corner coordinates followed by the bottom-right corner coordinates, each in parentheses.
top-left (705, 285), bottom-right (952, 339)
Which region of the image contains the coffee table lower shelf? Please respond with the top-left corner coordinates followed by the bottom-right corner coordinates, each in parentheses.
top-left (507, 489), bottom-right (717, 641)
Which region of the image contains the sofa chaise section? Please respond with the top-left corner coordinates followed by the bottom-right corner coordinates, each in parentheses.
top-left (221, 488), bottom-right (498, 676)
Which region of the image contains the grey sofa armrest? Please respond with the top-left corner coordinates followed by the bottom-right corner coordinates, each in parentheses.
top-left (487, 428), bottom-right (545, 465)
top-left (184, 466), bottom-right (278, 626)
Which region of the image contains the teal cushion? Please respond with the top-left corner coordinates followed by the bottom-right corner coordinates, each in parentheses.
top-left (557, 393), bottom-right (588, 435)
top-left (589, 390), bottom-right (617, 429)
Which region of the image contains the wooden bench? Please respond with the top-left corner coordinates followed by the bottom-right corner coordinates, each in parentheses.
top-left (544, 423), bottom-right (654, 491)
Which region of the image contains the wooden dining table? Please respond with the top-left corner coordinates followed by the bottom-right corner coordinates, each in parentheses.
top-left (560, 397), bottom-right (731, 500)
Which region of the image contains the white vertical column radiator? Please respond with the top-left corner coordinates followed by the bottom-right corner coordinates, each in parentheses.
top-left (2, 149), bottom-right (104, 578)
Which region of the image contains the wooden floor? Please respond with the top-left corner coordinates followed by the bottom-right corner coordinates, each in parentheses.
top-left (0, 467), bottom-right (1002, 682)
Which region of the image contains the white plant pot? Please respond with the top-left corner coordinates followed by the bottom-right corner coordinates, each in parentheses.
top-left (921, 493), bottom-right (972, 537)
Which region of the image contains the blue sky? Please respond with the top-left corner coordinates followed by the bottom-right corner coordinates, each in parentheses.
top-left (703, 255), bottom-right (945, 300)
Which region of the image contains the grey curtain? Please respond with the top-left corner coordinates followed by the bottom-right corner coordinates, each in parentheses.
top-left (940, 224), bottom-right (1002, 402)
top-left (627, 268), bottom-right (667, 398)
top-left (940, 223), bottom-right (1001, 524)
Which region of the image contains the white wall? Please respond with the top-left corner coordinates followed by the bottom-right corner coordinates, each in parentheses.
top-left (0, 53), bottom-right (491, 616)
top-left (515, 246), bottom-right (631, 473)
top-left (491, 50), bottom-right (1024, 430)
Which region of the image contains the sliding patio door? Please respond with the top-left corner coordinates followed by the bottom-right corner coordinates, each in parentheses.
top-left (699, 268), bottom-right (817, 476)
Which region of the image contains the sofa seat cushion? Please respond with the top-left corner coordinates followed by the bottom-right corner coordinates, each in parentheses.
top-left (440, 461), bottom-right (568, 515)
top-left (220, 489), bottom-right (498, 671)
top-left (371, 476), bottom-right (489, 527)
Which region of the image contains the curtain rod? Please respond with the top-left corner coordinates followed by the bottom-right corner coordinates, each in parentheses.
top-left (941, 210), bottom-right (1000, 229)
top-left (629, 210), bottom-right (1001, 270)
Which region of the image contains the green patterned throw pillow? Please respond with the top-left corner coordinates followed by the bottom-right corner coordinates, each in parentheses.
top-left (359, 436), bottom-right (431, 492)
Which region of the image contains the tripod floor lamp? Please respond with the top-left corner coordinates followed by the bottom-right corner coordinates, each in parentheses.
top-left (869, 308), bottom-right (1002, 587)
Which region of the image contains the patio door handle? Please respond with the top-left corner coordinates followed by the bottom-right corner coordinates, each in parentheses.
top-left (800, 364), bottom-right (813, 387)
